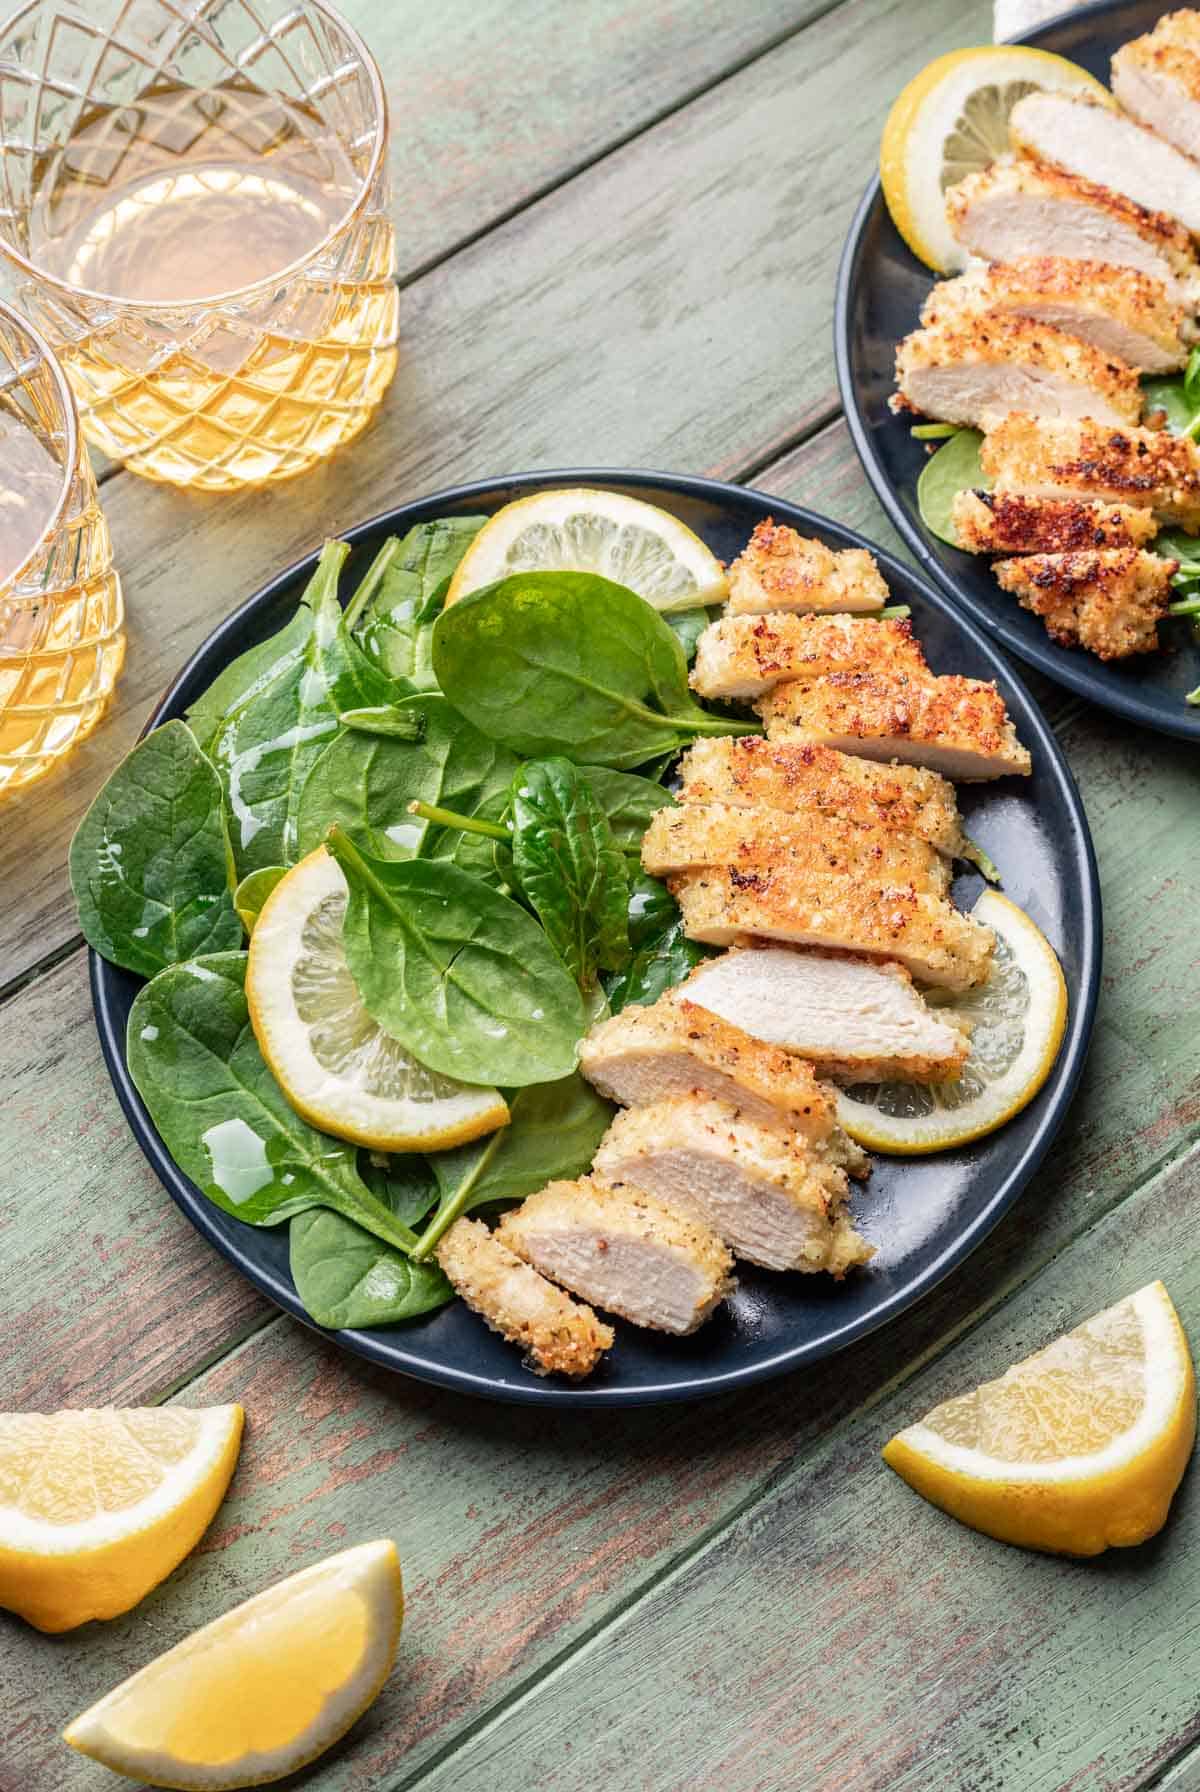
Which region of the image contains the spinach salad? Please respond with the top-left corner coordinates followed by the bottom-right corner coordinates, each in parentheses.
top-left (71, 516), bottom-right (753, 1330)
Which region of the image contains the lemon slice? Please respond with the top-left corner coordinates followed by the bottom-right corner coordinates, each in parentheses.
top-left (444, 487), bottom-right (727, 612)
top-left (836, 889), bottom-right (1066, 1155)
top-left (246, 847), bottom-right (508, 1152)
top-left (64, 1538), bottom-right (402, 1789)
top-left (880, 46), bottom-right (1112, 272)
top-left (884, 1282), bottom-right (1195, 1555)
top-left (0, 1405), bottom-right (242, 1634)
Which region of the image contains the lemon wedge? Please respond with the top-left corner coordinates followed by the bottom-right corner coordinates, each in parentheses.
top-left (246, 847), bottom-right (508, 1152)
top-left (884, 1282), bottom-right (1195, 1555)
top-left (444, 487), bottom-right (727, 611)
top-left (836, 889), bottom-right (1066, 1155)
top-left (64, 1538), bottom-right (403, 1789)
top-left (0, 1405), bottom-right (243, 1633)
top-left (880, 46), bottom-right (1112, 272)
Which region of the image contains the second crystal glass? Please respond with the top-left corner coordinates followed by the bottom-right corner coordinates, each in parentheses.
top-left (0, 0), bottom-right (398, 489)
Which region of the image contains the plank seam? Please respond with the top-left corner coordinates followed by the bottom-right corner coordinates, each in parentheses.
top-left (365, 1139), bottom-right (1200, 1789)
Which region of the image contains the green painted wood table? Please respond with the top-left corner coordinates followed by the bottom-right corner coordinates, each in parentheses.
top-left (3, 2), bottom-right (1199, 1787)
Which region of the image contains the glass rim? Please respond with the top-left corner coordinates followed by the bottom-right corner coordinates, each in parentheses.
top-left (0, 0), bottom-right (390, 313)
top-left (0, 294), bottom-right (79, 597)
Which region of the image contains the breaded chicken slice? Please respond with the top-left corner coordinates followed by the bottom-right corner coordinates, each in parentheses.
top-left (945, 159), bottom-right (1200, 301)
top-left (1009, 91), bottom-right (1200, 238)
top-left (993, 547), bottom-right (1175, 659)
top-left (497, 1177), bottom-right (735, 1335)
top-left (727, 519), bottom-right (888, 615)
top-left (668, 865), bottom-right (995, 992)
top-left (592, 1095), bottom-right (873, 1277)
top-left (437, 1218), bottom-right (614, 1378)
top-left (1113, 11), bottom-right (1200, 163)
top-left (951, 489), bottom-right (1158, 555)
top-left (980, 412), bottom-right (1200, 529)
top-left (579, 992), bottom-right (839, 1138)
top-left (681, 945), bottom-right (969, 1084)
top-left (690, 612), bottom-right (926, 701)
top-left (759, 672), bottom-right (1032, 782)
top-left (641, 801), bottom-right (951, 896)
top-left (676, 737), bottom-right (968, 859)
top-left (895, 311), bottom-right (1142, 430)
top-left (920, 257), bottom-right (1192, 374)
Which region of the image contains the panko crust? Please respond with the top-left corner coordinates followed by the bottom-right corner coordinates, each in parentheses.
top-left (726, 519), bottom-right (888, 615)
top-left (980, 412), bottom-right (1200, 527)
top-left (952, 490), bottom-right (1158, 554)
top-left (993, 547), bottom-right (1174, 659)
top-left (895, 311), bottom-right (1142, 425)
top-left (437, 1218), bottom-right (614, 1378)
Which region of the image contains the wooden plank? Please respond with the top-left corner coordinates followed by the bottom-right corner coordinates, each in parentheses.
top-left (0, 0), bottom-right (992, 990)
top-left (3, 683), bottom-right (1197, 1783)
top-left (411, 1145), bottom-right (1200, 1792)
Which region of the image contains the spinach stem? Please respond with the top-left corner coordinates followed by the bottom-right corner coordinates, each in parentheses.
top-left (410, 1128), bottom-right (508, 1261)
top-left (911, 422), bottom-right (958, 440)
top-left (1169, 596), bottom-right (1200, 616)
top-left (880, 604), bottom-right (912, 620)
top-left (345, 1197), bottom-right (421, 1254)
top-left (342, 536), bottom-right (402, 631)
top-left (408, 799), bottom-right (509, 841)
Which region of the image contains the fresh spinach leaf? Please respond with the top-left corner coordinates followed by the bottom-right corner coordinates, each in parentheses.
top-left (233, 865), bottom-right (286, 936)
top-left (509, 758), bottom-right (630, 989)
top-left (578, 765), bottom-right (675, 854)
top-left (212, 542), bottom-right (405, 877)
top-left (296, 693), bottom-right (518, 880)
top-left (327, 828), bottom-right (586, 1087)
top-left (916, 428), bottom-right (988, 549)
top-left (336, 705), bottom-right (425, 740)
top-left (665, 605), bottom-right (715, 662)
top-left (605, 873), bottom-right (708, 1013)
top-left (289, 1209), bottom-right (452, 1328)
top-left (1143, 348), bottom-right (1200, 439)
top-left (353, 517), bottom-right (486, 689)
top-left (184, 602), bottom-right (315, 756)
top-left (361, 1152), bottom-right (440, 1228)
top-left (432, 571), bottom-right (759, 769)
top-left (411, 1073), bottom-right (613, 1259)
top-left (127, 953), bottom-right (419, 1252)
top-left (69, 721), bottom-right (242, 978)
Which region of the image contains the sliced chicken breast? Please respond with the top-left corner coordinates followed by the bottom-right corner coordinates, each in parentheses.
top-left (920, 257), bottom-right (1192, 374)
top-left (496, 1177), bottom-right (735, 1335)
top-left (641, 801), bottom-right (951, 895)
top-left (690, 612), bottom-right (926, 701)
top-left (676, 737), bottom-right (968, 858)
top-left (1009, 91), bottom-right (1200, 238)
top-left (951, 489), bottom-right (1158, 554)
top-left (592, 1095), bottom-right (873, 1276)
top-left (579, 992), bottom-right (839, 1138)
top-left (945, 159), bottom-right (1200, 301)
top-left (993, 546), bottom-right (1174, 659)
top-left (758, 672), bottom-right (1033, 782)
top-left (895, 311), bottom-right (1142, 429)
top-left (436, 1218), bottom-right (614, 1378)
top-left (1113, 11), bottom-right (1200, 163)
top-left (980, 412), bottom-right (1200, 528)
top-left (726, 519), bottom-right (889, 615)
top-left (681, 945), bottom-right (970, 1084)
top-left (668, 866), bottom-right (995, 991)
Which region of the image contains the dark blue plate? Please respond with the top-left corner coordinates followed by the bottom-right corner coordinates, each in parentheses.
top-left (91, 471), bottom-right (1100, 1405)
top-left (835, 0), bottom-right (1200, 740)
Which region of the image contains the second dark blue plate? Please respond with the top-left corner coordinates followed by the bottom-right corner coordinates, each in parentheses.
top-left (835, 0), bottom-right (1200, 740)
top-left (91, 471), bottom-right (1100, 1405)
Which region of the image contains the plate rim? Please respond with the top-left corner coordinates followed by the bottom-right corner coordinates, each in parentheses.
top-left (832, 0), bottom-right (1200, 742)
top-left (90, 466), bottom-right (1103, 1406)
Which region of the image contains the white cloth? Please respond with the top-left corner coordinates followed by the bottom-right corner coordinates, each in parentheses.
top-left (994, 0), bottom-right (1082, 42)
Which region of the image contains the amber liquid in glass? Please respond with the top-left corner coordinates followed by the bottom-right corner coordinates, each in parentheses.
top-left (0, 407), bottom-right (122, 791)
top-left (25, 86), bottom-right (397, 487)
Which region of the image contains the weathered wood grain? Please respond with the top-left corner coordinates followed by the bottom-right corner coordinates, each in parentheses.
top-left (414, 1146), bottom-right (1200, 1792)
top-left (0, 0), bottom-right (992, 990)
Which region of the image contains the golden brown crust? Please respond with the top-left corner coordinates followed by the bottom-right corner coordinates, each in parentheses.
top-left (980, 412), bottom-right (1200, 526)
top-left (952, 489), bottom-right (1158, 554)
top-left (945, 158), bottom-right (1197, 272)
top-left (726, 519), bottom-right (888, 615)
top-left (641, 800), bottom-right (950, 894)
top-left (675, 738), bottom-right (966, 855)
top-left (1115, 12), bottom-right (1200, 106)
top-left (690, 612), bottom-right (926, 699)
top-left (758, 672), bottom-right (1033, 777)
top-left (895, 311), bottom-right (1143, 425)
top-left (436, 1219), bottom-right (614, 1378)
top-left (993, 547), bottom-right (1174, 659)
